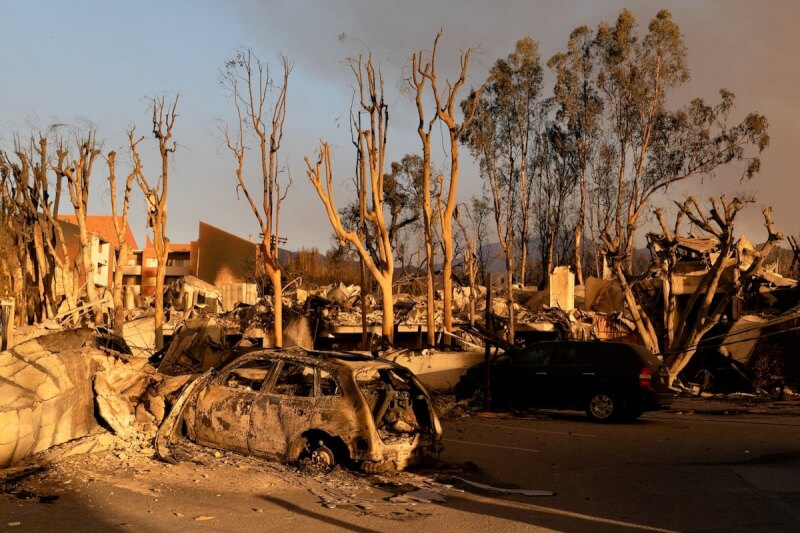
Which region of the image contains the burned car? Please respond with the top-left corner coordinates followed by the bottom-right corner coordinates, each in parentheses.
top-left (157, 348), bottom-right (443, 472)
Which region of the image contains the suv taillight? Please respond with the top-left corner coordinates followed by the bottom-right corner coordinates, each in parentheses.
top-left (639, 367), bottom-right (652, 388)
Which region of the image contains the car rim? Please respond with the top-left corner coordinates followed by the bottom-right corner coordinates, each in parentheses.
top-left (590, 394), bottom-right (614, 419)
top-left (311, 444), bottom-right (335, 468)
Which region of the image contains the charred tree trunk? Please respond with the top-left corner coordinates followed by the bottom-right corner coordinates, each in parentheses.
top-left (505, 254), bottom-right (515, 342)
top-left (411, 45), bottom-right (437, 347)
top-left (574, 173), bottom-right (586, 286)
top-left (135, 95), bottom-right (179, 350)
top-left (221, 50), bottom-right (291, 347)
top-left (58, 132), bottom-right (103, 322)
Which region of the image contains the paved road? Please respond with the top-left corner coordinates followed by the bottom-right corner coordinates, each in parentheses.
top-left (441, 410), bottom-right (800, 532)
top-left (2, 410), bottom-right (799, 532)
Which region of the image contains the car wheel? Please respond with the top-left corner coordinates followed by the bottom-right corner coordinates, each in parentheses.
top-left (309, 441), bottom-right (336, 470)
top-left (586, 392), bottom-right (618, 422)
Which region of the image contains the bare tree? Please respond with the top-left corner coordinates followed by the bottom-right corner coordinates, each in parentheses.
top-left (2, 134), bottom-right (77, 322)
top-left (337, 156), bottom-right (423, 279)
top-left (56, 130), bottom-right (103, 321)
top-left (1, 144), bottom-right (39, 322)
top-left (135, 95), bottom-right (179, 349)
top-left (222, 49), bottom-right (291, 347)
top-left (305, 54), bottom-right (396, 344)
top-left (418, 31), bottom-right (480, 343)
top-left (411, 37), bottom-right (440, 346)
top-left (455, 203), bottom-right (479, 325)
top-left (603, 195), bottom-right (783, 386)
top-left (107, 129), bottom-right (141, 335)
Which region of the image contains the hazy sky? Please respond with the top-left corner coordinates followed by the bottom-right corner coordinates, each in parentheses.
top-left (1, 0), bottom-right (798, 249)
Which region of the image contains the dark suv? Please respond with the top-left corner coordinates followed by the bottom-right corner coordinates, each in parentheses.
top-left (456, 340), bottom-right (673, 422)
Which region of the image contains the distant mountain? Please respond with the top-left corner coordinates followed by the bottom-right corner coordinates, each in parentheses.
top-left (476, 239), bottom-right (652, 277)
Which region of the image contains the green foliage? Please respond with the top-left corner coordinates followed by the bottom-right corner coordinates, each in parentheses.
top-left (645, 90), bottom-right (770, 189)
top-left (459, 8), bottom-right (771, 282)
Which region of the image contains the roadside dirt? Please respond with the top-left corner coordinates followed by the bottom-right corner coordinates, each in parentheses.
top-left (1, 435), bottom-right (516, 530)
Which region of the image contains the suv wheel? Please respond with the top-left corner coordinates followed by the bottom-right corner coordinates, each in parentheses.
top-left (587, 392), bottom-right (618, 422)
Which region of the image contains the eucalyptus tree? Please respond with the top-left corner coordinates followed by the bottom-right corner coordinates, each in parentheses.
top-left (548, 25), bottom-right (602, 285)
top-left (595, 9), bottom-right (769, 273)
top-left (497, 38), bottom-right (544, 288)
top-left (533, 120), bottom-right (578, 287)
top-left (461, 38), bottom-right (544, 339)
top-left (461, 83), bottom-right (520, 340)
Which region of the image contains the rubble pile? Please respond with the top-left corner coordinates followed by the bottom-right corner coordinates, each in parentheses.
top-left (0, 325), bottom-right (185, 467)
top-left (0, 330), bottom-right (98, 467)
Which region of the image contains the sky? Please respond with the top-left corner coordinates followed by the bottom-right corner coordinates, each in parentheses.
top-left (1, 0), bottom-right (798, 251)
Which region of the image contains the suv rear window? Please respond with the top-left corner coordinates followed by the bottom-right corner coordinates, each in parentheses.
top-left (630, 344), bottom-right (662, 367)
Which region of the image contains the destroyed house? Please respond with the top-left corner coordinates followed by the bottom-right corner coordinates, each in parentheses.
top-left (55, 216), bottom-right (121, 295)
top-left (122, 221), bottom-right (258, 310)
top-left (123, 238), bottom-right (192, 297)
top-left (646, 234), bottom-right (731, 296)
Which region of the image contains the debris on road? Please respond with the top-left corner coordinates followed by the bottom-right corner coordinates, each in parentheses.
top-left (451, 476), bottom-right (555, 497)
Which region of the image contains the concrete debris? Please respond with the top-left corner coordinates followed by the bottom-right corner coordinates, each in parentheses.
top-left (385, 350), bottom-right (485, 391)
top-left (720, 316), bottom-right (768, 366)
top-left (1, 325), bottom-right (175, 467)
top-left (121, 315), bottom-right (156, 358)
top-left (583, 277), bottom-right (625, 314)
top-left (165, 275), bottom-right (222, 313)
top-left (0, 329), bottom-right (98, 467)
top-left (94, 372), bottom-right (136, 437)
top-left (157, 316), bottom-right (229, 375)
top-left (221, 282), bottom-right (258, 313)
top-left (452, 476), bottom-right (555, 496)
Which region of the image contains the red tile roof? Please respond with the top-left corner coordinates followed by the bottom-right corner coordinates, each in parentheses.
top-left (58, 215), bottom-right (139, 250)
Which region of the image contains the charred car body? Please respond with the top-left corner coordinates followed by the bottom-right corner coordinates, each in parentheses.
top-left (158, 348), bottom-right (443, 472)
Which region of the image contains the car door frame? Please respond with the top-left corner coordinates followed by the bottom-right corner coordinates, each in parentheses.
top-left (248, 359), bottom-right (319, 460)
top-left (193, 362), bottom-right (272, 454)
top-left (505, 343), bottom-right (556, 407)
top-left (546, 342), bottom-right (596, 409)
